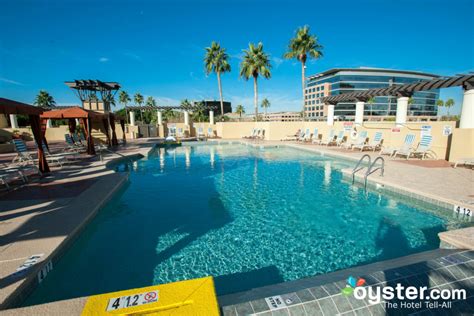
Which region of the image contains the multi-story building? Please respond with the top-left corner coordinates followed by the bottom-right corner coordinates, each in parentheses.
top-left (263, 111), bottom-right (302, 122)
top-left (304, 68), bottom-right (440, 120)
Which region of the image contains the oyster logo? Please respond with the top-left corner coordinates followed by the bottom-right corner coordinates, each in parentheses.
top-left (341, 276), bottom-right (366, 296)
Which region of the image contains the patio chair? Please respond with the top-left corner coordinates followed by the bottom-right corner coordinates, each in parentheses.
top-left (41, 143), bottom-right (79, 163)
top-left (353, 131), bottom-right (382, 152)
top-left (256, 129), bottom-right (265, 140)
top-left (72, 133), bottom-right (86, 147)
top-left (243, 128), bottom-right (257, 139)
top-left (381, 134), bottom-right (415, 157)
top-left (394, 134), bottom-right (434, 160)
top-left (343, 131), bottom-right (368, 150)
top-left (296, 129), bottom-right (306, 142)
top-left (311, 128), bottom-right (320, 144)
top-left (320, 130), bottom-right (335, 146)
top-left (177, 128), bottom-right (185, 138)
top-left (197, 127), bottom-right (205, 139)
top-left (251, 129), bottom-right (262, 140)
top-left (334, 131), bottom-right (346, 147)
top-left (207, 128), bottom-right (215, 138)
top-left (0, 165), bottom-right (27, 190)
top-left (168, 127), bottom-right (177, 138)
top-left (454, 158), bottom-right (474, 168)
top-left (282, 129), bottom-right (301, 141)
top-left (65, 134), bottom-right (86, 152)
top-left (12, 139), bottom-right (34, 164)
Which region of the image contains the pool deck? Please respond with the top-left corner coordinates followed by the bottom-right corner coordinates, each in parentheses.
top-left (0, 138), bottom-right (473, 314)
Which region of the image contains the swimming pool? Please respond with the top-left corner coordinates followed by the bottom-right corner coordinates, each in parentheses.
top-left (25, 143), bottom-right (459, 305)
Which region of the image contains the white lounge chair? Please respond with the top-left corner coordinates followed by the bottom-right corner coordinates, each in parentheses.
top-left (395, 134), bottom-right (434, 160)
top-left (300, 128), bottom-right (311, 142)
top-left (343, 131), bottom-right (368, 150)
top-left (454, 158), bottom-right (474, 168)
top-left (197, 127), bottom-right (205, 139)
top-left (381, 134), bottom-right (415, 157)
top-left (282, 129), bottom-right (302, 141)
top-left (311, 128), bottom-right (321, 144)
top-left (334, 131), bottom-right (346, 147)
top-left (243, 128), bottom-right (257, 139)
top-left (207, 128), bottom-right (215, 138)
top-left (353, 131), bottom-right (382, 152)
top-left (320, 130), bottom-right (335, 146)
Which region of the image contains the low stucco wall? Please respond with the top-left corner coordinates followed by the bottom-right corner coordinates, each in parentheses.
top-left (448, 128), bottom-right (474, 162)
top-left (215, 121), bottom-right (458, 160)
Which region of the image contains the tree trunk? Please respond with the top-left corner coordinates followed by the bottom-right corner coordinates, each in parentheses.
top-left (217, 71), bottom-right (224, 120)
top-left (125, 106), bottom-right (129, 124)
top-left (301, 61), bottom-right (306, 121)
top-left (254, 76), bottom-right (258, 122)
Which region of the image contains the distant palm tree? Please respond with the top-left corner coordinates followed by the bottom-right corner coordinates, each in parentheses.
top-left (34, 90), bottom-right (56, 108)
top-left (146, 96), bottom-right (156, 107)
top-left (240, 42), bottom-right (272, 121)
top-left (284, 26), bottom-right (323, 120)
top-left (261, 98), bottom-right (270, 119)
top-left (204, 42), bottom-right (231, 119)
top-left (236, 104), bottom-right (245, 121)
top-left (89, 94), bottom-right (99, 102)
top-left (134, 93), bottom-right (144, 122)
top-left (367, 97), bottom-right (376, 116)
top-left (119, 91), bottom-right (131, 124)
top-left (163, 108), bottom-right (177, 122)
top-left (445, 99), bottom-right (455, 116)
top-left (192, 101), bottom-right (206, 122)
top-left (180, 99), bottom-right (192, 111)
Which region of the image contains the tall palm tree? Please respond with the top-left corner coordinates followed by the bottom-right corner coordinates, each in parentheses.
top-left (134, 93), bottom-right (144, 122)
top-left (436, 99), bottom-right (444, 117)
top-left (445, 99), bottom-right (455, 116)
top-left (261, 98), bottom-right (270, 119)
top-left (284, 26), bottom-right (323, 120)
top-left (240, 42), bottom-right (272, 121)
top-left (34, 90), bottom-right (56, 108)
top-left (119, 91), bottom-right (131, 124)
top-left (204, 42), bottom-right (231, 119)
top-left (235, 104), bottom-right (245, 121)
top-left (146, 96), bottom-right (156, 107)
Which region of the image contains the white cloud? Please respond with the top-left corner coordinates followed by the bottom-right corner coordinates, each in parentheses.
top-left (0, 77), bottom-right (24, 86)
top-left (272, 57), bottom-right (285, 68)
top-left (99, 57), bottom-right (109, 62)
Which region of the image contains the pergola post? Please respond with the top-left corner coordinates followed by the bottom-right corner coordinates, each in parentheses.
top-left (355, 100), bottom-right (365, 125)
top-left (327, 104), bottom-right (335, 126)
top-left (157, 111), bottom-right (163, 125)
top-left (9, 114), bottom-right (19, 129)
top-left (396, 96), bottom-right (409, 127)
top-left (460, 88), bottom-right (474, 128)
top-left (209, 110), bottom-right (215, 125)
top-left (130, 111), bottom-right (136, 126)
top-left (184, 111), bottom-right (189, 126)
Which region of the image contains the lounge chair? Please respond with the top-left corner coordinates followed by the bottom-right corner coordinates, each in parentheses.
top-left (256, 129), bottom-right (265, 140)
top-left (12, 139), bottom-right (34, 164)
top-left (0, 166), bottom-right (26, 190)
top-left (311, 128), bottom-right (320, 143)
top-left (334, 131), bottom-right (346, 147)
top-left (320, 130), bottom-right (335, 146)
top-left (207, 128), bottom-right (215, 138)
top-left (381, 134), bottom-right (415, 157)
top-left (167, 127), bottom-right (177, 138)
top-left (299, 129), bottom-right (311, 142)
top-left (343, 131), bottom-right (368, 150)
top-left (243, 128), bottom-right (257, 139)
top-left (65, 134), bottom-right (86, 152)
top-left (282, 129), bottom-right (301, 141)
top-left (394, 134), bottom-right (434, 160)
top-left (454, 158), bottom-right (474, 168)
top-left (197, 127), bottom-right (205, 139)
top-left (353, 131), bottom-right (382, 152)
top-left (177, 128), bottom-right (185, 138)
top-left (41, 143), bottom-right (79, 164)
top-left (296, 129), bottom-right (306, 142)
top-left (251, 129), bottom-right (262, 140)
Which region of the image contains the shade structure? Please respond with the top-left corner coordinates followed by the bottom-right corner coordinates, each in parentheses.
top-left (40, 106), bottom-right (105, 120)
top-left (0, 98), bottom-right (50, 173)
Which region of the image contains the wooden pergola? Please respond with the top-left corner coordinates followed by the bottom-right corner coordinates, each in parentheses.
top-left (0, 98), bottom-right (49, 173)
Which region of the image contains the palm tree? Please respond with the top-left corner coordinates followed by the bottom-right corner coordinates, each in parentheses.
top-left (146, 96), bottom-right (156, 107)
top-left (119, 91), bottom-right (131, 124)
top-left (436, 99), bottom-right (444, 117)
top-left (261, 98), bottom-right (270, 120)
top-left (134, 93), bottom-right (144, 122)
top-left (367, 97), bottom-right (376, 116)
top-left (240, 42), bottom-right (272, 121)
top-left (34, 90), bottom-right (56, 108)
top-left (192, 101), bottom-right (206, 122)
top-left (445, 99), bottom-right (455, 116)
top-left (284, 26), bottom-right (323, 120)
top-left (204, 42), bottom-right (231, 119)
top-left (235, 104), bottom-right (245, 121)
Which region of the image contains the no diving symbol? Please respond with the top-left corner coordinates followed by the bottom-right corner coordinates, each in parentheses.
top-left (144, 292), bottom-right (157, 302)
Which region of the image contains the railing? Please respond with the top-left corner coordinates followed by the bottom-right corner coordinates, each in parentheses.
top-left (364, 156), bottom-right (385, 189)
top-left (352, 154), bottom-right (371, 184)
top-left (99, 147), bottom-right (128, 162)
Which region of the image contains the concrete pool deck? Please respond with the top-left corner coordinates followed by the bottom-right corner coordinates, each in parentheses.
top-left (0, 138), bottom-right (473, 314)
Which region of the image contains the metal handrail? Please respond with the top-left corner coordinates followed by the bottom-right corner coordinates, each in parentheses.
top-left (364, 156), bottom-right (385, 189)
top-left (99, 147), bottom-right (128, 162)
top-left (352, 154), bottom-right (371, 184)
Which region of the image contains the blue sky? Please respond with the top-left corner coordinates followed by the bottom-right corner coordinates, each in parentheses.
top-left (0, 0), bottom-right (473, 115)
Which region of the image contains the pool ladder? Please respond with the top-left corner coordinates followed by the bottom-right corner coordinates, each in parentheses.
top-left (352, 155), bottom-right (385, 189)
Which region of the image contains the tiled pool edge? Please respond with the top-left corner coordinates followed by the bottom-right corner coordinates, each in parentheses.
top-left (0, 153), bottom-right (146, 311)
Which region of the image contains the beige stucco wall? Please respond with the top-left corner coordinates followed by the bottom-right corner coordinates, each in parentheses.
top-left (449, 128), bottom-right (474, 162)
top-left (215, 121), bottom-right (458, 160)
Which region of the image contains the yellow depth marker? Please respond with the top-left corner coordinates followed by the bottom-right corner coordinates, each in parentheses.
top-left (81, 276), bottom-right (219, 316)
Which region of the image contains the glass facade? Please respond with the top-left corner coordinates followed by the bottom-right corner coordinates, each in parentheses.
top-left (305, 69), bottom-right (439, 119)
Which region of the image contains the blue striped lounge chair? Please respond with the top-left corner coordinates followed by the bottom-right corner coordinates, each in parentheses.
top-left (207, 127), bottom-right (214, 138)
top-left (395, 134), bottom-right (434, 160)
top-left (12, 139), bottom-right (34, 164)
top-left (320, 130), bottom-right (335, 146)
top-left (311, 128), bottom-right (320, 144)
top-left (381, 134), bottom-right (415, 157)
top-left (343, 131), bottom-right (368, 149)
top-left (65, 134), bottom-right (86, 152)
top-left (334, 131), bottom-right (346, 147)
top-left (353, 131), bottom-right (382, 152)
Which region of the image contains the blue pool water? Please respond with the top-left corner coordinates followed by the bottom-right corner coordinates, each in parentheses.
top-left (25, 143), bottom-right (456, 305)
